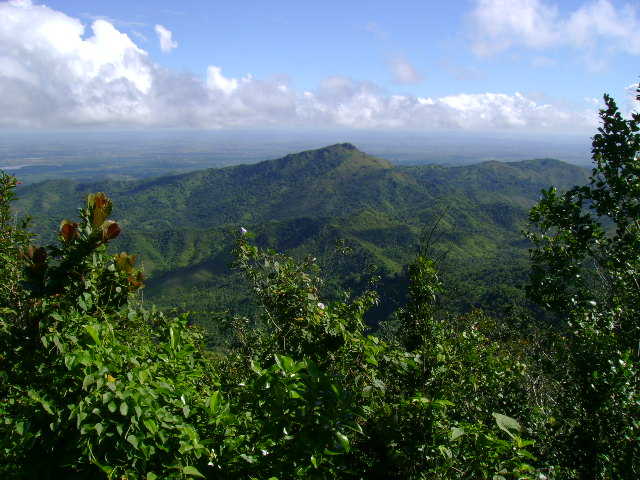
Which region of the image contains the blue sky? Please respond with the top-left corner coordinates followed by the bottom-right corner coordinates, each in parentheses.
top-left (1, 0), bottom-right (638, 131)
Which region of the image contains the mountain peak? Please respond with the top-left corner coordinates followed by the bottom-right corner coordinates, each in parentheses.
top-left (306, 142), bottom-right (360, 157)
top-left (265, 143), bottom-right (391, 174)
top-left (326, 142), bottom-right (358, 151)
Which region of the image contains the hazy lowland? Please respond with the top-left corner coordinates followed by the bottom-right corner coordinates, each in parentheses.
top-left (0, 129), bottom-right (591, 183)
top-left (2, 94), bottom-right (639, 479)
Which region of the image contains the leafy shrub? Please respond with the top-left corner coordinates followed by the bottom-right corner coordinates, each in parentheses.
top-left (1, 184), bottom-right (536, 479)
top-left (526, 86), bottom-right (640, 478)
top-left (0, 190), bottom-right (218, 479)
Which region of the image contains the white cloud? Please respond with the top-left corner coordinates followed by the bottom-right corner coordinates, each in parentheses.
top-left (0, 0), bottom-right (152, 127)
top-left (624, 83), bottom-right (640, 115)
top-left (0, 0), bottom-right (597, 131)
top-left (206, 66), bottom-right (253, 95)
top-left (131, 30), bottom-right (148, 43)
top-left (471, 0), bottom-right (559, 55)
top-left (565, 1), bottom-right (640, 53)
top-left (471, 0), bottom-right (640, 60)
top-left (297, 78), bottom-right (597, 130)
top-left (154, 24), bottom-right (177, 53)
top-left (584, 96), bottom-right (602, 106)
top-left (388, 56), bottom-right (423, 85)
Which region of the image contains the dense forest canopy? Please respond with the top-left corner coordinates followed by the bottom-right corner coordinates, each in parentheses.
top-left (13, 145), bottom-right (589, 331)
top-left (0, 86), bottom-right (638, 479)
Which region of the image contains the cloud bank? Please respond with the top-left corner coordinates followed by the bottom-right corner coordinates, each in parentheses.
top-left (0, 0), bottom-right (597, 131)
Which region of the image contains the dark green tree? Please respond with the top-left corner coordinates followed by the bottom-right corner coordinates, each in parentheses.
top-left (526, 84), bottom-right (640, 478)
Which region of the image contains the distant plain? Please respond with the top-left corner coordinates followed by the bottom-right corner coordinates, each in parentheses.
top-left (0, 130), bottom-right (591, 184)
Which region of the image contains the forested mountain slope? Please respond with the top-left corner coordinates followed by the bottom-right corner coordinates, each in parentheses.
top-left (14, 144), bottom-right (589, 321)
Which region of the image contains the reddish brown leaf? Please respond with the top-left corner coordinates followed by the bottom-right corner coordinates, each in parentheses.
top-left (59, 220), bottom-right (79, 242)
top-left (101, 221), bottom-right (121, 242)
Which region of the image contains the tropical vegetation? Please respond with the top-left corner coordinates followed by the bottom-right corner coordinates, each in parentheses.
top-left (0, 86), bottom-right (638, 479)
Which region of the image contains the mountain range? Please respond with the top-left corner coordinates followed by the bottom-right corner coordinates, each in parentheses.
top-left (14, 143), bottom-right (590, 332)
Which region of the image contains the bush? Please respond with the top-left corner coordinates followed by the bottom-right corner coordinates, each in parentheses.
top-left (1, 182), bottom-right (538, 479)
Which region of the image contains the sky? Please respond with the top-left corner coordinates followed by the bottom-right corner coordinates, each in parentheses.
top-left (0, 0), bottom-right (638, 132)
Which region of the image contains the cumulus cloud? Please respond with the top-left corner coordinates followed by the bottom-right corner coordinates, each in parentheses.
top-left (0, 0), bottom-right (597, 131)
top-left (206, 66), bottom-right (253, 95)
top-left (471, 0), bottom-right (640, 59)
top-left (0, 0), bottom-right (152, 127)
top-left (154, 24), bottom-right (177, 52)
top-left (565, 1), bottom-right (640, 53)
top-left (471, 0), bottom-right (560, 55)
top-left (388, 56), bottom-right (423, 84)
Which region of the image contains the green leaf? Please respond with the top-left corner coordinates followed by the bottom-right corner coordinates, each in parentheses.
top-left (182, 466), bottom-right (205, 478)
top-left (450, 427), bottom-right (465, 441)
top-left (120, 402), bottom-right (129, 417)
top-left (126, 434), bottom-right (139, 449)
top-left (169, 327), bottom-right (177, 351)
top-left (143, 418), bottom-right (158, 434)
top-left (493, 412), bottom-right (522, 438)
top-left (64, 354), bottom-right (76, 370)
top-left (432, 399), bottom-right (454, 408)
top-left (274, 354), bottom-right (284, 371)
top-left (27, 390), bottom-right (54, 415)
top-left (365, 355), bottom-right (378, 366)
top-left (336, 431), bottom-right (350, 453)
top-left (82, 374), bottom-right (94, 390)
top-left (249, 360), bottom-right (263, 374)
top-left (209, 391), bottom-right (221, 414)
top-left (323, 448), bottom-right (341, 456)
top-left (517, 448), bottom-right (537, 460)
top-left (85, 324), bottom-right (101, 345)
top-left (52, 335), bottom-right (64, 353)
top-left (107, 401), bottom-right (117, 413)
top-left (438, 445), bottom-right (452, 459)
top-left (146, 473), bottom-right (158, 480)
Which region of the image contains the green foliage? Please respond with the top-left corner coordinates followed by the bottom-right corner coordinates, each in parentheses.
top-left (2, 181), bottom-right (542, 479)
top-left (397, 252), bottom-right (442, 350)
top-left (3, 83), bottom-right (638, 478)
top-left (0, 172), bottom-right (30, 314)
top-left (1, 187), bottom-right (219, 479)
top-left (526, 85), bottom-right (640, 478)
top-left (226, 232), bottom-right (540, 479)
top-left (14, 146), bottom-right (589, 326)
